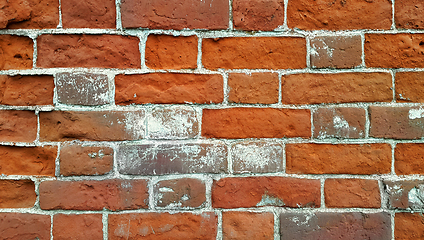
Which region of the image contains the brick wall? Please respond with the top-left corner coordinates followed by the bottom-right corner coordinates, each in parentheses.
top-left (0, 0), bottom-right (424, 239)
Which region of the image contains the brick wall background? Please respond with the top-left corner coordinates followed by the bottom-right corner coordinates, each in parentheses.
top-left (1, 0), bottom-right (424, 239)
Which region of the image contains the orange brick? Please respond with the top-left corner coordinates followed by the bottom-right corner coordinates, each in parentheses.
top-left (0, 180), bottom-right (36, 208)
top-left (395, 143), bottom-right (424, 175)
top-left (396, 72), bottom-right (424, 102)
top-left (395, 213), bottom-right (424, 240)
top-left (0, 110), bottom-right (37, 142)
top-left (0, 35), bottom-right (33, 70)
top-left (325, 179), bottom-right (381, 208)
top-left (223, 212), bottom-right (274, 240)
top-left (228, 72), bottom-right (279, 104)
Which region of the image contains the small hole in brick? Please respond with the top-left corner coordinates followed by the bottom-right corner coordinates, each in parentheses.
top-left (14, 54), bottom-right (22, 59)
top-left (420, 41), bottom-right (424, 46)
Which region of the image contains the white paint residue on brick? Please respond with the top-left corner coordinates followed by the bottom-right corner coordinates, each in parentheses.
top-left (333, 116), bottom-right (350, 130)
top-left (256, 194), bottom-right (285, 207)
top-left (123, 111), bottom-right (145, 139)
top-left (409, 108), bottom-right (424, 120)
top-left (291, 213), bottom-right (314, 226)
top-left (197, 144), bottom-right (226, 168)
top-left (232, 142), bottom-right (282, 170)
top-left (114, 223), bottom-right (130, 239)
top-left (159, 187), bottom-right (174, 193)
top-left (147, 107), bottom-right (198, 139)
top-left (408, 186), bottom-right (424, 208)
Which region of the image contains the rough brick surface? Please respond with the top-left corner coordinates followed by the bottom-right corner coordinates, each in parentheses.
top-left (222, 212), bottom-right (274, 240)
top-left (396, 72), bottom-right (424, 102)
top-left (287, 0), bottom-right (392, 30)
top-left (0, 110), bottom-right (37, 142)
top-left (117, 143), bottom-right (227, 175)
top-left (282, 72), bottom-right (392, 104)
top-left (202, 108), bottom-right (311, 139)
top-left (233, 0), bottom-right (284, 31)
top-left (0, 35), bottom-right (33, 70)
top-left (39, 179), bottom-right (148, 210)
top-left (202, 37), bottom-right (306, 70)
top-left (121, 0), bottom-right (229, 30)
top-left (395, 213), bottom-right (424, 240)
top-left (0, 213), bottom-right (51, 240)
top-left (60, 144), bottom-right (113, 176)
top-left (313, 107), bottom-right (366, 139)
top-left (395, 0), bottom-right (424, 29)
top-left (62, 0), bottom-right (115, 28)
top-left (145, 35), bottom-right (198, 69)
top-left (0, 146), bottom-right (56, 176)
top-left (53, 214), bottom-right (103, 240)
top-left (154, 178), bottom-right (206, 208)
top-left (365, 34), bottom-right (424, 68)
top-left (39, 111), bottom-right (145, 141)
top-left (384, 180), bottom-right (424, 210)
top-left (325, 179), bottom-right (381, 208)
top-left (228, 72), bottom-right (279, 104)
top-left (115, 73), bottom-right (223, 104)
top-left (280, 212), bottom-right (391, 240)
top-left (37, 34), bottom-right (141, 68)
top-left (286, 144), bottom-right (391, 174)
top-left (395, 143), bottom-right (424, 175)
top-left (212, 177), bottom-right (320, 208)
top-left (0, 180), bottom-right (36, 208)
top-left (109, 212), bottom-right (217, 239)
top-left (310, 35), bottom-right (362, 69)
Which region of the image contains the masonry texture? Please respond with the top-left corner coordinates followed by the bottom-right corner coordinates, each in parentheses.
top-left (0, 0), bottom-right (423, 239)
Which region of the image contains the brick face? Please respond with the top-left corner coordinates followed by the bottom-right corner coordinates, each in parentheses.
top-left (0, 35), bottom-right (33, 70)
top-left (395, 213), bottom-right (424, 240)
top-left (61, 0), bottom-right (115, 28)
top-left (0, 110), bottom-right (37, 142)
top-left (233, 0), bottom-right (284, 31)
top-left (0, 213), bottom-right (51, 240)
top-left (324, 179), bottom-right (381, 208)
top-left (0, 180), bottom-right (36, 208)
top-left (53, 214), bottom-right (103, 240)
top-left (222, 212), bottom-right (274, 240)
top-left (395, 72), bottom-right (424, 102)
top-left (228, 72), bottom-right (279, 104)
top-left (395, 0), bottom-right (424, 29)
top-left (154, 178), bottom-right (206, 208)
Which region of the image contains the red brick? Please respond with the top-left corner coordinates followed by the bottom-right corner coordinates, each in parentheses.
top-left (154, 178), bottom-right (206, 208)
top-left (228, 72), bottom-right (279, 104)
top-left (202, 108), bottom-right (311, 139)
top-left (395, 213), bottom-right (424, 240)
top-left (37, 34), bottom-right (140, 68)
top-left (287, 0), bottom-right (392, 30)
top-left (60, 144), bottom-right (113, 176)
top-left (0, 146), bottom-right (56, 176)
top-left (282, 72), bottom-right (392, 104)
top-left (39, 179), bottom-right (148, 210)
top-left (395, 143), bottom-right (424, 175)
top-left (395, 0), bottom-right (424, 29)
top-left (53, 214), bottom-right (103, 240)
top-left (0, 213), bottom-right (51, 240)
top-left (202, 37), bottom-right (306, 70)
top-left (384, 180), bottom-right (424, 210)
top-left (365, 34), bottom-right (424, 68)
top-left (145, 35), bottom-right (198, 70)
top-left (109, 212), bottom-right (217, 239)
top-left (62, 0), bottom-right (115, 28)
top-left (39, 110), bottom-right (145, 141)
top-left (396, 72), bottom-right (424, 102)
top-left (286, 144), bottom-right (391, 175)
top-left (212, 177), bottom-right (320, 208)
top-left (222, 212), bottom-right (274, 240)
top-left (121, 0), bottom-right (229, 30)
top-left (0, 35), bottom-right (33, 70)
top-left (115, 73), bottom-right (223, 104)
top-left (233, 0), bottom-right (284, 31)
top-left (325, 179), bottom-right (381, 208)
top-left (0, 180), bottom-right (35, 208)
top-left (0, 110), bottom-right (37, 142)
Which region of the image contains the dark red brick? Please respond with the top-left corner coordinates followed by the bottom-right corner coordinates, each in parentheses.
top-left (233, 0), bottom-right (284, 31)
top-left (154, 178), bottom-right (206, 208)
top-left (62, 0), bottom-right (115, 28)
top-left (0, 213), bottom-right (50, 240)
top-left (384, 180), bottom-right (424, 210)
top-left (53, 214), bottom-right (103, 240)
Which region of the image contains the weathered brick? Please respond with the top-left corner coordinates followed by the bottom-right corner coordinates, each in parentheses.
top-left (231, 141), bottom-right (283, 174)
top-left (395, 143), bottom-right (424, 175)
top-left (0, 110), bottom-right (37, 142)
top-left (154, 178), bottom-right (206, 208)
top-left (117, 143), bottom-right (227, 175)
top-left (228, 72), bottom-right (279, 104)
top-left (202, 108), bottom-right (311, 139)
top-left (39, 110), bottom-right (145, 141)
top-left (145, 35), bottom-right (198, 69)
top-left (56, 72), bottom-right (110, 106)
top-left (0, 75), bottom-right (54, 106)
top-left (282, 72), bottom-right (392, 104)
top-left (62, 0), bottom-right (115, 28)
top-left (310, 35), bottom-right (362, 69)
top-left (109, 212), bottom-right (217, 239)
top-left (121, 0), bottom-right (229, 30)
top-left (37, 34), bottom-right (140, 68)
top-left (0, 146), bottom-right (56, 176)
top-left (369, 106), bottom-right (424, 139)
top-left (0, 0), bottom-right (59, 29)
top-left (212, 177), bottom-right (320, 208)
top-left (325, 179), bottom-right (381, 208)
top-left (395, 213), bottom-right (424, 240)
top-left (395, 0), bottom-right (424, 29)
top-left (147, 107), bottom-right (199, 139)
top-left (222, 212), bottom-right (274, 240)
top-left (384, 180), bottom-right (424, 210)
top-left (202, 37), bottom-right (306, 70)
top-left (233, 0), bottom-right (284, 31)
top-left (115, 73), bottom-right (223, 104)
top-left (60, 144), bottom-right (113, 176)
top-left (0, 35), bottom-right (33, 70)
top-left (365, 34), bottom-right (424, 68)
top-left (53, 214), bottom-right (103, 240)
top-left (313, 107), bottom-right (366, 139)
top-left (0, 180), bottom-right (36, 208)
top-left (39, 179), bottom-right (148, 210)
top-left (0, 213), bottom-right (50, 240)
top-left (396, 72), bottom-right (424, 102)
top-left (286, 144), bottom-right (391, 174)
top-left (287, 0), bottom-right (392, 30)
top-left (280, 212), bottom-right (391, 240)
